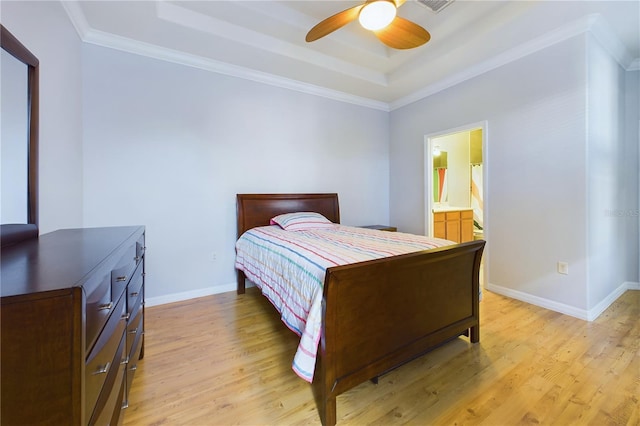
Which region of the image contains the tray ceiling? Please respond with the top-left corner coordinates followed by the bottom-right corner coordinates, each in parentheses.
top-left (63, 1), bottom-right (640, 110)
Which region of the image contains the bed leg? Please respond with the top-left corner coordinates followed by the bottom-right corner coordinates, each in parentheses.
top-left (370, 376), bottom-right (379, 384)
top-left (470, 325), bottom-right (479, 343)
top-left (320, 397), bottom-right (337, 426)
top-left (312, 385), bottom-right (337, 426)
top-left (237, 270), bottom-right (246, 294)
top-left (312, 381), bottom-right (337, 426)
top-left (312, 360), bottom-right (337, 426)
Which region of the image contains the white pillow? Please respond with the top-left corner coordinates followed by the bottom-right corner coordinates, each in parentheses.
top-left (270, 212), bottom-right (335, 231)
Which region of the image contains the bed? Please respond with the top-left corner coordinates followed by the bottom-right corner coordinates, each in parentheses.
top-left (235, 193), bottom-right (485, 426)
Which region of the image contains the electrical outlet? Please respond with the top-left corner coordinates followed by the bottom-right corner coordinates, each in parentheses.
top-left (557, 261), bottom-right (568, 275)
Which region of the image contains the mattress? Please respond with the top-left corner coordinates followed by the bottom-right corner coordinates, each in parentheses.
top-left (234, 224), bottom-right (453, 382)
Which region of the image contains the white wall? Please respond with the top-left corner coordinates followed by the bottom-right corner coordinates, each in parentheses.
top-left (623, 69), bottom-right (640, 286)
top-left (390, 33), bottom-right (639, 318)
top-left (3, 1), bottom-right (636, 312)
top-left (1, 1), bottom-right (84, 234)
top-left (586, 34), bottom-right (635, 310)
top-left (391, 36), bottom-right (591, 311)
top-left (81, 45), bottom-right (390, 301)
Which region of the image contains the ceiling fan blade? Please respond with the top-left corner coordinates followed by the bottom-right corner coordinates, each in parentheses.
top-left (374, 16), bottom-right (431, 49)
top-left (306, 5), bottom-right (364, 42)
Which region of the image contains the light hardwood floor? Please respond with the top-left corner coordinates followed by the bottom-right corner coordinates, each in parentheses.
top-left (124, 288), bottom-right (639, 425)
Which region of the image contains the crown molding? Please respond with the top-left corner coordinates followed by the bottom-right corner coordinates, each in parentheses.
top-left (588, 13), bottom-right (635, 70)
top-left (78, 26), bottom-right (391, 111)
top-left (626, 58), bottom-right (640, 71)
top-left (60, 0), bottom-right (91, 39)
top-left (156, 1), bottom-right (389, 87)
top-left (60, 3), bottom-right (389, 111)
top-left (390, 13), bottom-right (635, 110)
top-left (61, 2), bottom-right (634, 113)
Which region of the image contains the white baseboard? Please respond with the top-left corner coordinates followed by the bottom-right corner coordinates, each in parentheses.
top-left (627, 281), bottom-right (640, 290)
top-left (485, 281), bottom-right (639, 322)
top-left (146, 281), bottom-right (237, 307)
top-left (587, 282), bottom-right (634, 321)
top-left (148, 280), bottom-right (638, 312)
top-left (485, 283), bottom-right (589, 320)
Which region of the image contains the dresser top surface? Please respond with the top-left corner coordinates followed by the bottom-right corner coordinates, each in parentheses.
top-left (1, 226), bottom-right (144, 298)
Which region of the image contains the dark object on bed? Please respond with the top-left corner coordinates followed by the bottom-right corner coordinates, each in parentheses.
top-left (236, 193), bottom-right (485, 426)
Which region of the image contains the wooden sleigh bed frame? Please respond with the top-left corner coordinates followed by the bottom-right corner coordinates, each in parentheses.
top-left (235, 193), bottom-right (485, 426)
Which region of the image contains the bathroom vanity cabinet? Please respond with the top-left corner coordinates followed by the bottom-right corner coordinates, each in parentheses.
top-left (433, 208), bottom-right (474, 243)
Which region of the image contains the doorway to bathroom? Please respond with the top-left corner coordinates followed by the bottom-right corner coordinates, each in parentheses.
top-left (424, 121), bottom-right (488, 288)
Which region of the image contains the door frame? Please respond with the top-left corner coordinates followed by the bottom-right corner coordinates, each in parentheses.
top-left (424, 120), bottom-right (489, 286)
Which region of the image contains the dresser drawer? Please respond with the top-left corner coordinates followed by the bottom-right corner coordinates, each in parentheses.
top-left (126, 326), bottom-right (144, 403)
top-left (86, 273), bottom-right (113, 351)
top-left (127, 263), bottom-right (144, 315)
top-left (88, 332), bottom-right (127, 426)
top-left (135, 235), bottom-right (145, 264)
top-left (461, 209), bottom-right (473, 219)
top-left (111, 377), bottom-right (127, 425)
top-left (129, 288), bottom-right (144, 323)
top-left (85, 293), bottom-right (126, 416)
top-left (126, 305), bottom-right (143, 358)
top-left (111, 243), bottom-right (137, 301)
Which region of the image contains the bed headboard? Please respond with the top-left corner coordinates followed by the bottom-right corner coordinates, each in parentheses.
top-left (236, 193), bottom-right (340, 238)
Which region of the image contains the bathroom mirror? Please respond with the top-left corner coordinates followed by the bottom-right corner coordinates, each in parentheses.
top-left (1, 24), bottom-right (39, 247)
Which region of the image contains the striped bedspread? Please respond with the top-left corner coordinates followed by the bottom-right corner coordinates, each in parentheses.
top-left (234, 224), bottom-right (454, 382)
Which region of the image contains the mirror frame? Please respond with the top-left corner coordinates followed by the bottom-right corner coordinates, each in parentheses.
top-left (1, 24), bottom-right (39, 247)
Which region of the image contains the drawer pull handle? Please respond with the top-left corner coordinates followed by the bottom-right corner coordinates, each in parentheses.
top-left (130, 291), bottom-right (139, 297)
top-left (98, 302), bottom-right (113, 311)
top-left (121, 313), bottom-right (130, 321)
top-left (93, 362), bottom-right (110, 375)
top-left (116, 276), bottom-right (128, 282)
top-left (122, 402), bottom-right (129, 410)
top-left (121, 356), bottom-right (130, 365)
top-left (129, 328), bottom-right (138, 335)
top-left (134, 256), bottom-right (141, 262)
top-left (129, 365), bottom-right (137, 371)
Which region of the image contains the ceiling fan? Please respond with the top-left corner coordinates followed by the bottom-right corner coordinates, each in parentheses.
top-left (305, 0), bottom-right (431, 50)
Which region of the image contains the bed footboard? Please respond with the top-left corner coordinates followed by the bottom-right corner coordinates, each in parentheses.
top-left (312, 240), bottom-right (485, 426)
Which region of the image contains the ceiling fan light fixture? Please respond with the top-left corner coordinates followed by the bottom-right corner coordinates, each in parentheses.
top-left (358, 0), bottom-right (397, 31)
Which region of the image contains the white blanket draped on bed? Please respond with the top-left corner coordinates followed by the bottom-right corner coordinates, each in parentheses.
top-left (234, 224), bottom-right (454, 382)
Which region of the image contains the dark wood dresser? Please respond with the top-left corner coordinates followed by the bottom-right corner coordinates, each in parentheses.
top-left (1, 226), bottom-right (146, 425)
